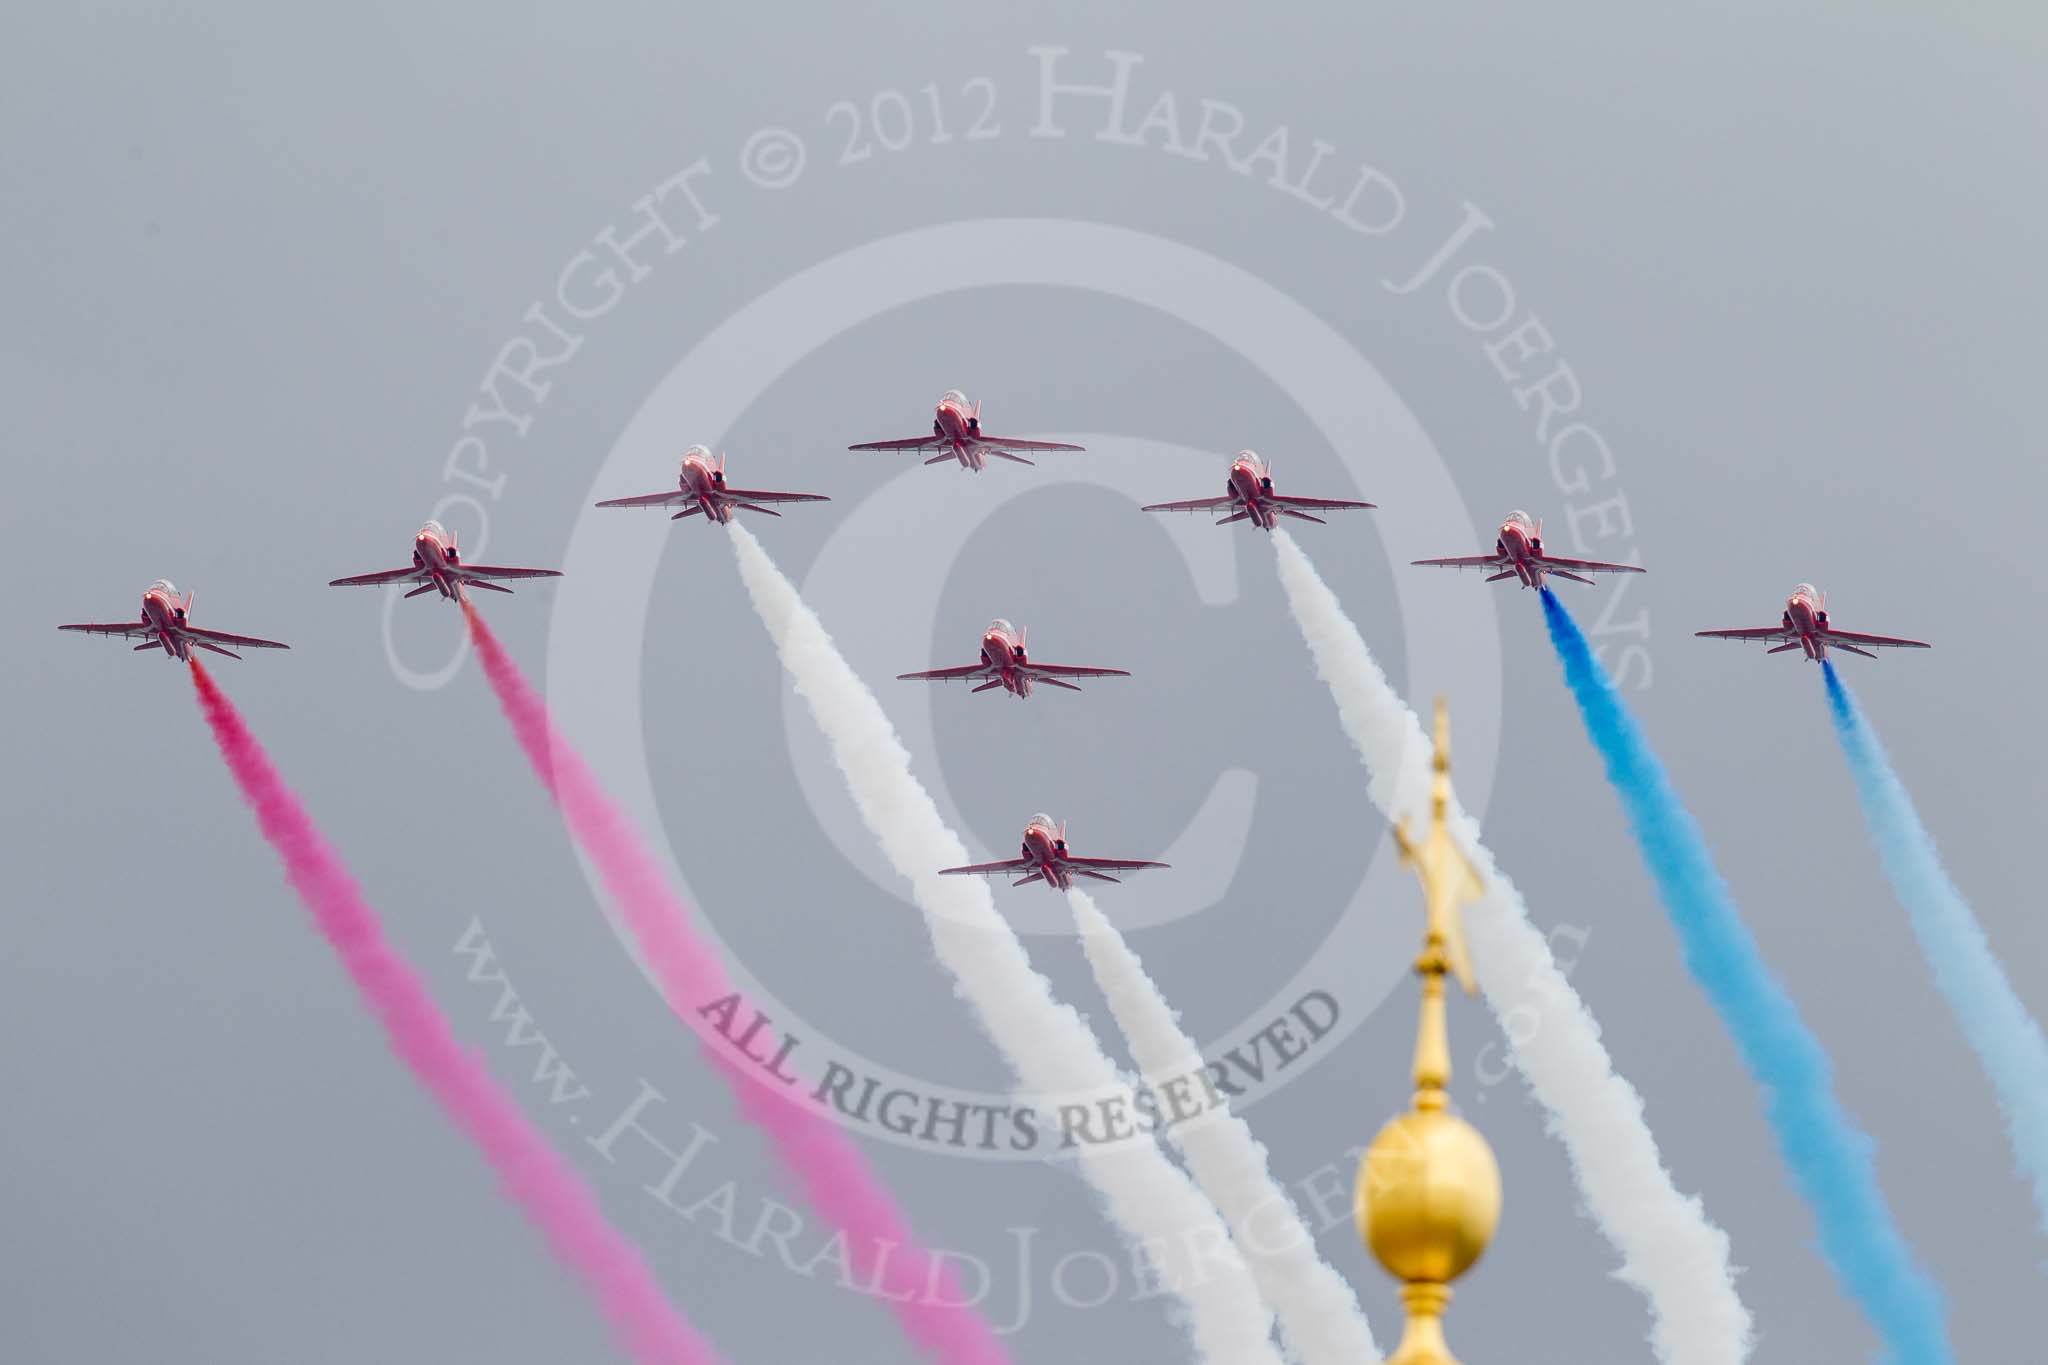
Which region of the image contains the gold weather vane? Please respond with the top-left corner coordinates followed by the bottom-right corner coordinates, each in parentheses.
top-left (1358, 697), bottom-right (1501, 1365)
top-left (1392, 698), bottom-right (1485, 998)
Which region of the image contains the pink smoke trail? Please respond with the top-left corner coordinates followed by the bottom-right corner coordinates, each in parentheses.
top-left (188, 661), bottom-right (726, 1365)
top-left (462, 605), bottom-right (1007, 1365)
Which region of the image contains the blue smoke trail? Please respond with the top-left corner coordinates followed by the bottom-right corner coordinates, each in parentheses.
top-left (1542, 590), bottom-right (1950, 1365)
top-left (1823, 662), bottom-right (2048, 1236)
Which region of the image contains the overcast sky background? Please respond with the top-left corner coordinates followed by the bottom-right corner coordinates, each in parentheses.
top-left (5, 4), bottom-right (2045, 1363)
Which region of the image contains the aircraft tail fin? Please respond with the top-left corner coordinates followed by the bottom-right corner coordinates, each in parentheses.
top-left (734, 502), bottom-right (784, 516)
top-left (404, 582), bottom-right (437, 599)
top-left (1833, 642), bottom-right (1878, 660)
top-left (1551, 569), bottom-right (1597, 586)
top-left (990, 450), bottom-right (1035, 465)
top-left (194, 640), bottom-right (242, 660)
top-left (971, 679), bottom-right (1004, 693)
top-left (1485, 570), bottom-right (1516, 583)
top-left (1767, 642), bottom-right (1803, 655)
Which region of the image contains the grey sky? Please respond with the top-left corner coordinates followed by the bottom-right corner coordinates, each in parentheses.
top-left (6, 4), bottom-right (2045, 1362)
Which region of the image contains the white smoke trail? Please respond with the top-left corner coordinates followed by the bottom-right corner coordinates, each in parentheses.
top-left (730, 525), bottom-right (1285, 1365)
top-left (1068, 888), bottom-right (1380, 1364)
top-left (1271, 530), bottom-right (1752, 1365)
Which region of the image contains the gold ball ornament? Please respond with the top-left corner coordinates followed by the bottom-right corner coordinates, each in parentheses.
top-left (1357, 1107), bottom-right (1501, 1285)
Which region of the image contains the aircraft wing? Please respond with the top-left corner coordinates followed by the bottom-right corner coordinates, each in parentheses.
top-left (938, 858), bottom-right (1035, 877)
top-left (849, 435), bottom-right (945, 452)
top-left (595, 490), bottom-right (689, 509)
top-left (1024, 664), bottom-right (1131, 679)
top-left (328, 566), bottom-right (424, 587)
top-left (183, 625), bottom-right (290, 650)
top-left (1141, 495), bottom-right (1237, 513)
top-left (897, 664), bottom-right (991, 682)
top-left (1537, 554), bottom-right (1645, 575)
top-left (1412, 554), bottom-right (1508, 570)
top-left (58, 621), bottom-right (154, 640)
top-left (976, 436), bottom-right (1086, 452)
top-left (720, 488), bottom-right (832, 505)
top-left (456, 564), bottom-right (565, 581)
top-left (1694, 626), bottom-right (1794, 642)
top-left (1269, 494), bottom-right (1377, 510)
top-left (1063, 856), bottom-right (1170, 874)
top-left (1824, 627), bottom-right (1930, 650)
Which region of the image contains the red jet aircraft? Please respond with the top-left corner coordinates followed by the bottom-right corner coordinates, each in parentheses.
top-left (1696, 583), bottom-right (1930, 662)
top-left (596, 446), bottom-right (830, 523)
top-left (328, 520), bottom-right (563, 602)
top-left (1141, 451), bottom-right (1376, 529)
top-left (898, 618), bottom-right (1130, 699)
top-left (939, 814), bottom-right (1169, 891)
top-left (60, 580), bottom-right (289, 661)
top-left (1413, 509), bottom-right (1646, 589)
top-left (848, 390), bottom-right (1085, 472)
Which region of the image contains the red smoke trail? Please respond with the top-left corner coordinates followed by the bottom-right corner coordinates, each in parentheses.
top-left (188, 661), bottom-right (726, 1365)
top-left (462, 605), bottom-right (1007, 1365)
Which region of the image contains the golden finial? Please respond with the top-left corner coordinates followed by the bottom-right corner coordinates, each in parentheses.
top-left (1357, 697), bottom-right (1502, 1365)
top-left (1391, 698), bottom-right (1484, 1001)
